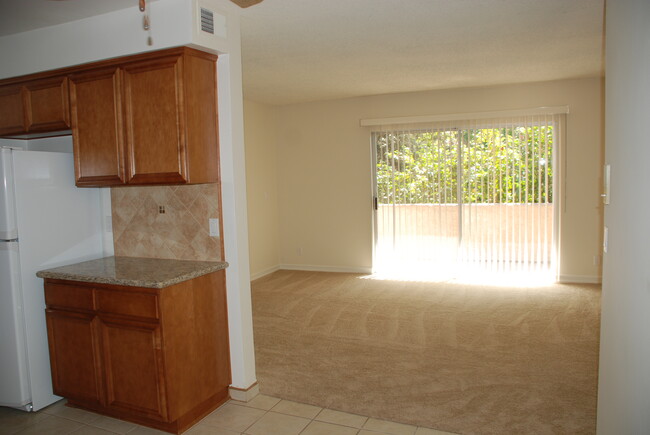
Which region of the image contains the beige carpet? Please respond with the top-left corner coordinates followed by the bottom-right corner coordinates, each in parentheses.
top-left (251, 270), bottom-right (601, 435)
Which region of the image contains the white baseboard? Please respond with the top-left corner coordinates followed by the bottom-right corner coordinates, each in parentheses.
top-left (250, 265), bottom-right (281, 281)
top-left (249, 264), bottom-right (373, 281)
top-left (558, 275), bottom-right (602, 284)
top-left (229, 382), bottom-right (259, 402)
top-left (279, 264), bottom-right (373, 274)
top-left (252, 265), bottom-right (600, 284)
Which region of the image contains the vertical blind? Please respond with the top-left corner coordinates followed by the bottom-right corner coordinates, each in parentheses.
top-left (373, 113), bottom-right (564, 278)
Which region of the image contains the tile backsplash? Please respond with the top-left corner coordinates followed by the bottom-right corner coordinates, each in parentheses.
top-left (111, 184), bottom-right (223, 262)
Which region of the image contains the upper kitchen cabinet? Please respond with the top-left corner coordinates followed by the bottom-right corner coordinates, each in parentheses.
top-left (69, 67), bottom-right (125, 186)
top-left (0, 76), bottom-right (70, 137)
top-left (0, 85), bottom-right (24, 135)
top-left (71, 47), bottom-right (220, 187)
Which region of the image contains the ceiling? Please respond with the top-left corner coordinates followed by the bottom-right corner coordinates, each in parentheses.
top-left (240, 0), bottom-right (605, 105)
top-left (0, 0), bottom-right (605, 106)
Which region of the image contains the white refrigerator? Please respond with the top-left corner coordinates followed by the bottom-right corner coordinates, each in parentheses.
top-left (0, 145), bottom-right (110, 411)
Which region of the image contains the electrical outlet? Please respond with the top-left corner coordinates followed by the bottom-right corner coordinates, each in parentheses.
top-left (209, 218), bottom-right (220, 237)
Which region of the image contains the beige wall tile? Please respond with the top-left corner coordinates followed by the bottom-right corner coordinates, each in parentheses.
top-left (111, 184), bottom-right (222, 261)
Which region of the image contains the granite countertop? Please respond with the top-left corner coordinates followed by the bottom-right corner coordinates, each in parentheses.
top-left (36, 256), bottom-right (228, 289)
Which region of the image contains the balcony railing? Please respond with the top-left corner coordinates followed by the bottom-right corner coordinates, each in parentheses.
top-left (376, 203), bottom-right (554, 274)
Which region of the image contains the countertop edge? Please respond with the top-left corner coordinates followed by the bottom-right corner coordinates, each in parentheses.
top-left (36, 261), bottom-right (229, 289)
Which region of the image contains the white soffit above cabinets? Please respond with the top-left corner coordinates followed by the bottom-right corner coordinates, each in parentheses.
top-left (0, 0), bottom-right (159, 36)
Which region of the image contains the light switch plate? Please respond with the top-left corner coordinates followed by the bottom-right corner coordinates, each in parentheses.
top-left (209, 218), bottom-right (220, 237)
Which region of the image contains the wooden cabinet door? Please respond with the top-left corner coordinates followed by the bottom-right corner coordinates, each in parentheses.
top-left (122, 55), bottom-right (187, 184)
top-left (69, 67), bottom-right (126, 186)
top-left (45, 310), bottom-right (104, 406)
top-left (24, 76), bottom-right (70, 133)
top-left (0, 84), bottom-right (26, 135)
top-left (100, 317), bottom-right (167, 421)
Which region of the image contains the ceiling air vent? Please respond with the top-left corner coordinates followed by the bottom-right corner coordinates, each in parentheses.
top-left (200, 7), bottom-right (214, 34)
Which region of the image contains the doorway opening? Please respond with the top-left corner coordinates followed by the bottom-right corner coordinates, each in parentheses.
top-left (372, 113), bottom-right (562, 281)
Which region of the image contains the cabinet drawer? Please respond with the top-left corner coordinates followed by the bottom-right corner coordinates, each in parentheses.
top-left (45, 283), bottom-right (94, 312)
top-left (96, 290), bottom-right (159, 320)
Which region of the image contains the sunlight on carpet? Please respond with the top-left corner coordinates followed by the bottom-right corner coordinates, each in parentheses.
top-left (251, 269), bottom-right (600, 435)
top-left (367, 261), bottom-right (556, 287)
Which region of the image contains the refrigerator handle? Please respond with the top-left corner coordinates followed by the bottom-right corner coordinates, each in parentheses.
top-left (0, 148), bottom-right (19, 241)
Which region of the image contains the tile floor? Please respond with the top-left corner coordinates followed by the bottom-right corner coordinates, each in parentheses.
top-left (0, 395), bottom-right (457, 435)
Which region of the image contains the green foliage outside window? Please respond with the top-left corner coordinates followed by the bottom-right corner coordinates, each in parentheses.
top-left (375, 126), bottom-right (554, 205)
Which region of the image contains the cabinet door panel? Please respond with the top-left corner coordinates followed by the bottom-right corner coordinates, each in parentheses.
top-left (0, 85), bottom-right (26, 135)
top-left (25, 76), bottom-right (70, 132)
top-left (45, 310), bottom-right (103, 406)
top-left (183, 52), bottom-right (219, 184)
top-left (101, 319), bottom-right (167, 421)
top-left (69, 67), bottom-right (125, 186)
top-left (122, 56), bottom-right (187, 184)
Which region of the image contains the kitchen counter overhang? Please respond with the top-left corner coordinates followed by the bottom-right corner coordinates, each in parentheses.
top-left (36, 256), bottom-right (228, 288)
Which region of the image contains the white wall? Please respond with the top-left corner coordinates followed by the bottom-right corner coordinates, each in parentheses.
top-left (268, 78), bottom-right (603, 281)
top-left (0, 1), bottom-right (192, 80)
top-left (0, 0), bottom-right (257, 392)
top-left (244, 101), bottom-right (280, 279)
top-left (597, 0), bottom-right (650, 433)
top-left (214, 14), bottom-right (258, 391)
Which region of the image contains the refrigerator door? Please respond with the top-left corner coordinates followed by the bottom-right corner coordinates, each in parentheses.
top-left (12, 149), bottom-right (105, 411)
top-left (0, 241), bottom-right (31, 409)
top-left (0, 148), bottom-right (18, 240)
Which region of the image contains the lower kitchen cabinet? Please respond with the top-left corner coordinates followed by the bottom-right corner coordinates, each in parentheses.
top-left (45, 310), bottom-right (103, 406)
top-left (43, 270), bottom-right (230, 434)
top-left (101, 318), bottom-right (167, 421)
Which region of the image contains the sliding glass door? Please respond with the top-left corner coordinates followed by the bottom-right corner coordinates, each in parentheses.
top-left (373, 114), bottom-right (561, 279)
top-left (374, 128), bottom-right (460, 271)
